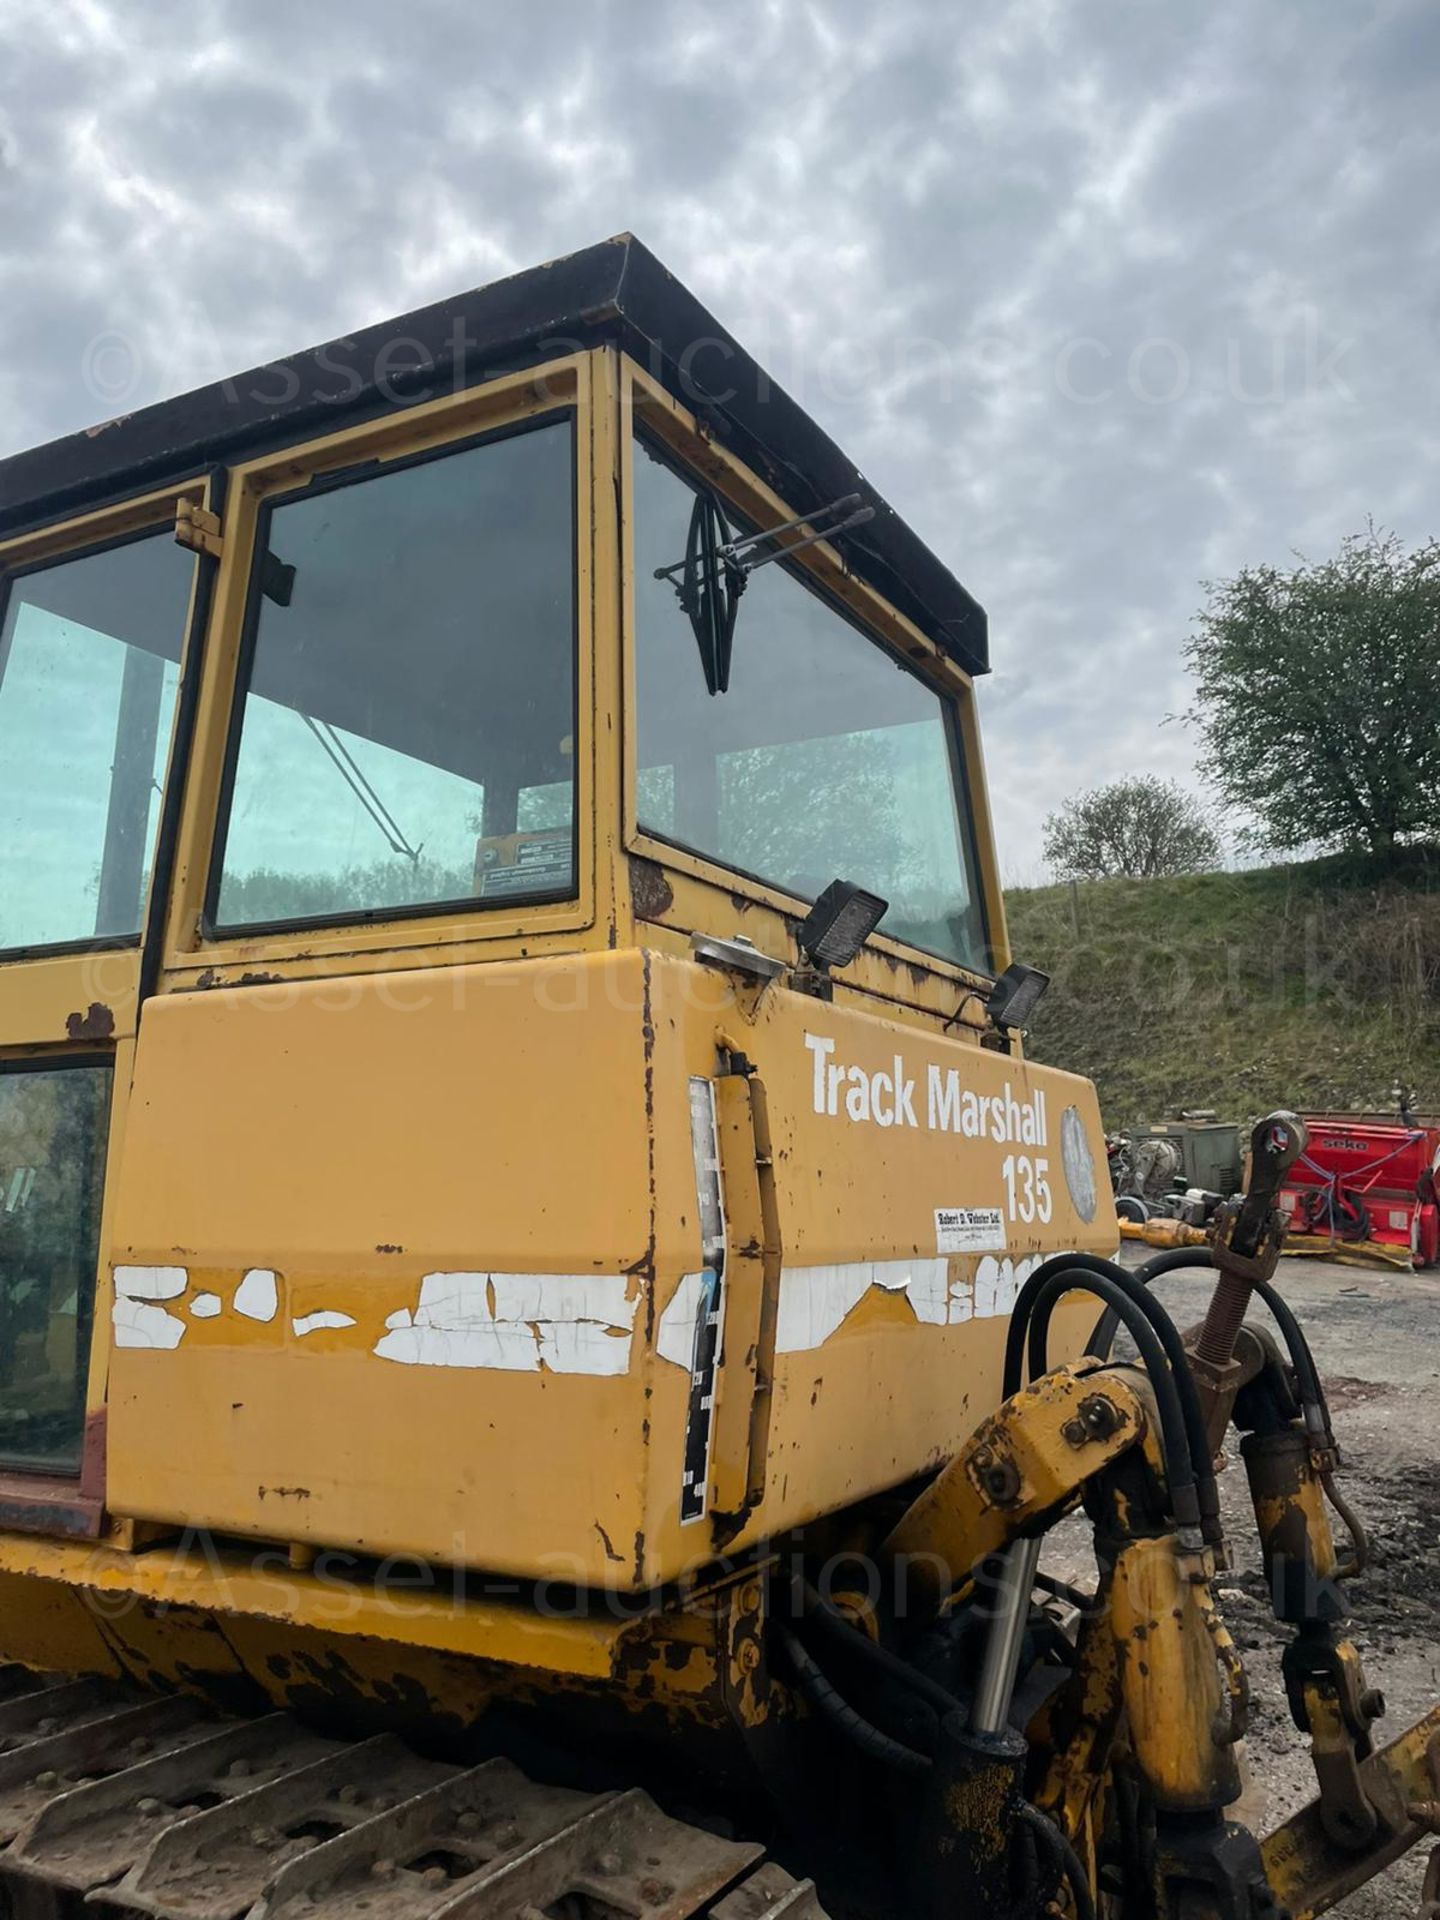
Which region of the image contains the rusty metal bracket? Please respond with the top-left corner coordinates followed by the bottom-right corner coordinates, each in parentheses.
top-left (1263, 1709), bottom-right (1440, 1919)
top-left (1281, 1632), bottom-right (1384, 1852)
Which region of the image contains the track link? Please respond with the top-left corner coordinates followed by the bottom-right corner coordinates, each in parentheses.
top-left (0, 1668), bottom-right (826, 1920)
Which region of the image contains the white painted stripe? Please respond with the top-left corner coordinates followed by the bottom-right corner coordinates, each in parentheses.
top-left (113, 1299), bottom-right (186, 1349)
top-left (294, 1311), bottom-right (358, 1337)
top-left (374, 1270), bottom-right (638, 1375)
top-left (234, 1269), bottom-right (279, 1323)
top-left (114, 1265), bottom-right (188, 1301)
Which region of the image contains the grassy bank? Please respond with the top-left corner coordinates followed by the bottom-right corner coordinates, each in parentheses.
top-left (1004, 849), bottom-right (1440, 1128)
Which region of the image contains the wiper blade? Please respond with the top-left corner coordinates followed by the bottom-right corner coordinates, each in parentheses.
top-left (653, 489), bottom-right (876, 697)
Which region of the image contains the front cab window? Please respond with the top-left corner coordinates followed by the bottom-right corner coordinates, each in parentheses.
top-left (211, 415), bottom-right (578, 933)
top-left (632, 435), bottom-right (988, 970)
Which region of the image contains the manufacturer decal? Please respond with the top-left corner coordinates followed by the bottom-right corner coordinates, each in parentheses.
top-left (803, 1034), bottom-right (1048, 1144)
top-left (934, 1206), bottom-right (1007, 1254)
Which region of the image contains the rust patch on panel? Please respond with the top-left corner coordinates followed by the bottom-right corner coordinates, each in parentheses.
top-left (65, 1002), bottom-right (115, 1041)
top-left (629, 855), bottom-right (674, 922)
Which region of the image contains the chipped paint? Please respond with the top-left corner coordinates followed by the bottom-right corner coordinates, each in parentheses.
top-left (293, 1311), bottom-right (358, 1337)
top-left (113, 1298), bottom-right (186, 1350)
top-left (374, 1271), bottom-right (638, 1374)
top-left (651, 1253), bottom-right (1044, 1364)
top-left (65, 1001), bottom-right (116, 1042)
top-left (772, 1253), bottom-right (1039, 1354)
top-left (234, 1269), bottom-right (279, 1323)
top-left (114, 1265), bottom-right (188, 1302)
top-left (656, 1272), bottom-right (711, 1369)
top-left (189, 1293), bottom-right (222, 1319)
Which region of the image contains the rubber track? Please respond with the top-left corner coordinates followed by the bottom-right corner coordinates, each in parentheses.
top-left (0, 1666), bottom-right (827, 1920)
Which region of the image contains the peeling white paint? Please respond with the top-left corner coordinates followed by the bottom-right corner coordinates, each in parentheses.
top-left (293, 1311), bottom-right (357, 1337)
top-left (234, 1269), bottom-right (279, 1323)
top-left (657, 1272), bottom-right (710, 1370)
top-left (189, 1293), bottom-right (222, 1319)
top-left (374, 1271), bottom-right (637, 1375)
top-left (113, 1298), bottom-right (187, 1349)
top-left (771, 1253), bottom-right (1043, 1355)
top-left (974, 1254), bottom-right (1040, 1319)
top-left (114, 1265), bottom-right (188, 1302)
top-left (385, 1308), bottom-right (414, 1331)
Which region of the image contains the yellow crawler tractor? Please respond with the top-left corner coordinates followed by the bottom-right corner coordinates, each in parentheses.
top-left (0, 235), bottom-right (1434, 1919)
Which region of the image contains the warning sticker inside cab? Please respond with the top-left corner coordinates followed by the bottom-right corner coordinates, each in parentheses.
top-left (935, 1206), bottom-right (1007, 1255)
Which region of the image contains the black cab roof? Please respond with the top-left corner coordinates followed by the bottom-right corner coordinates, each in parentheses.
top-left (0, 234), bottom-right (988, 674)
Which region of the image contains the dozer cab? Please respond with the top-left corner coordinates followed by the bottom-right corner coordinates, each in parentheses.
top-left (0, 235), bottom-right (1434, 1919)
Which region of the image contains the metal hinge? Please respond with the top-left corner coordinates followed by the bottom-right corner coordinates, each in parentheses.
top-left (175, 499), bottom-right (223, 559)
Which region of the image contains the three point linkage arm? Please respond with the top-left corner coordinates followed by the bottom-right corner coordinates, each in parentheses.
top-left (873, 1112), bottom-right (1440, 1920)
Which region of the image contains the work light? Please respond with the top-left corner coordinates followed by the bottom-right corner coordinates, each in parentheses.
top-left (985, 961), bottom-right (1051, 1032)
top-left (797, 880), bottom-right (889, 972)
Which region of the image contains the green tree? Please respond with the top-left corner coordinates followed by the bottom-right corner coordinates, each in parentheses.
top-left (1043, 776), bottom-right (1221, 880)
top-left (1187, 527), bottom-right (1440, 857)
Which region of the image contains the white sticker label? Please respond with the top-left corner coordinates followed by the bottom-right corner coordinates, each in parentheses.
top-left (935, 1206), bottom-right (1007, 1254)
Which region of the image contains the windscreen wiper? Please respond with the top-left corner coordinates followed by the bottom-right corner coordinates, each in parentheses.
top-left (654, 489), bottom-right (875, 696)
top-left (301, 714), bottom-right (423, 863)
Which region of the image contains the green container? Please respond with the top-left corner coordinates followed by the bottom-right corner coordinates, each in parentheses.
top-left (1136, 1118), bottom-right (1242, 1195)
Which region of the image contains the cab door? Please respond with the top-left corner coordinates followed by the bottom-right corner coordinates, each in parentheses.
top-left (0, 484), bottom-right (209, 1534)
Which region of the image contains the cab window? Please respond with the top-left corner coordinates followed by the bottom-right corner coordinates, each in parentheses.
top-left (210, 414), bottom-right (577, 932)
top-left (0, 1060), bottom-right (110, 1476)
top-left (632, 435), bottom-right (988, 970)
top-left (0, 532), bottom-right (194, 953)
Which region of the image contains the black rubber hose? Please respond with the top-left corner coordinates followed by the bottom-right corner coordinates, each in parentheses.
top-left (1005, 1268), bottom-right (1203, 1531)
top-left (1031, 1253), bottom-right (1213, 1476)
top-left (776, 1626), bottom-right (932, 1777)
top-left (1007, 1251), bottom-right (1177, 1390)
top-left (1027, 1253), bottom-right (1219, 1537)
top-left (1088, 1248), bottom-right (1217, 1358)
top-left (1094, 1249), bottom-right (1331, 1427)
top-left (1094, 1255), bottom-right (1362, 1568)
top-left (1253, 1277), bottom-right (1328, 1422)
top-left (1014, 1802), bottom-right (1097, 1920)
top-left (794, 1582), bottom-right (963, 1720)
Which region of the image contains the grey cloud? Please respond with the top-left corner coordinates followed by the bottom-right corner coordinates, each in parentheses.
top-left (0, 0), bottom-right (1436, 874)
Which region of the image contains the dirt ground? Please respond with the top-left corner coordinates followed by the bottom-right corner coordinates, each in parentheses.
top-left (1044, 1250), bottom-right (1440, 1917)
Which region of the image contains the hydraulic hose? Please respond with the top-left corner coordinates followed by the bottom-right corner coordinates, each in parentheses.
top-left (794, 1581), bottom-right (964, 1720)
top-left (1014, 1802), bottom-right (1097, 1920)
top-left (1101, 1254), bottom-right (1370, 1574)
top-left (1005, 1264), bottom-right (1206, 1533)
top-left (1087, 1247), bottom-right (1218, 1358)
top-left (1027, 1253), bottom-right (1215, 1498)
top-left (776, 1625), bottom-right (931, 1777)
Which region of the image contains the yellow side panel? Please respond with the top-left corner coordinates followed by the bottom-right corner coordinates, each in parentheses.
top-left (102, 948), bottom-right (1112, 1597)
top-left (106, 952), bottom-right (659, 1587)
top-left (636, 954), bottom-right (1115, 1573)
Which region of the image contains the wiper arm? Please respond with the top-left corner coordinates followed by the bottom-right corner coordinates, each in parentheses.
top-left (301, 715), bottom-right (424, 863)
top-left (653, 490), bottom-right (875, 697)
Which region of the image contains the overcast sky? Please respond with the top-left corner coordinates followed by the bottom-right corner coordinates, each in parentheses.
top-left (1, 0), bottom-right (1436, 881)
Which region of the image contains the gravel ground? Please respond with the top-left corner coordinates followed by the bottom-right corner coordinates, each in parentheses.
top-left (1043, 1251), bottom-right (1440, 1917)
